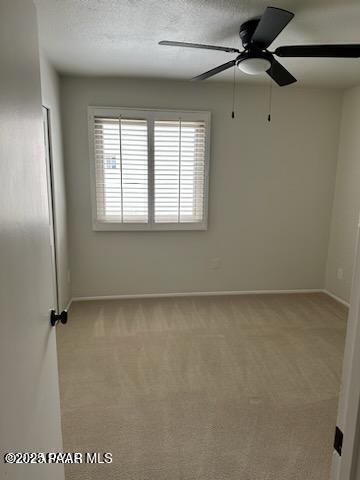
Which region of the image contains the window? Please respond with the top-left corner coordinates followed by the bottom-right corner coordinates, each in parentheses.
top-left (88, 107), bottom-right (210, 231)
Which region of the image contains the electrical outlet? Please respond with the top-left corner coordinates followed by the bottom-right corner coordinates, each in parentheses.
top-left (210, 257), bottom-right (221, 270)
top-left (337, 268), bottom-right (344, 281)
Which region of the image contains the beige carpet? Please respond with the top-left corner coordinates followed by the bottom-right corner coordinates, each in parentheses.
top-left (57, 293), bottom-right (347, 480)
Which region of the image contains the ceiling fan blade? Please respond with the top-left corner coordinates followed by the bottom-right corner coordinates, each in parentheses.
top-left (267, 59), bottom-right (297, 86)
top-left (159, 41), bottom-right (240, 53)
top-left (251, 7), bottom-right (294, 49)
top-left (275, 44), bottom-right (360, 58)
top-left (192, 60), bottom-right (236, 81)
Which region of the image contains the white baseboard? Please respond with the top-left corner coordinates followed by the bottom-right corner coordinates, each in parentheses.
top-left (65, 289), bottom-right (349, 312)
top-left (71, 288), bottom-right (324, 304)
top-left (65, 297), bottom-right (73, 311)
top-left (66, 289), bottom-right (349, 309)
top-left (323, 289), bottom-right (350, 308)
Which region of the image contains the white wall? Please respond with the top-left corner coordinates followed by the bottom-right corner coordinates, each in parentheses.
top-left (61, 76), bottom-right (342, 298)
top-left (326, 86), bottom-right (360, 304)
top-left (40, 54), bottom-right (70, 310)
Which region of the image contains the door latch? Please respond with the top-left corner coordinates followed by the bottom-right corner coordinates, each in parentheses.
top-left (50, 309), bottom-right (68, 327)
top-left (334, 426), bottom-right (343, 456)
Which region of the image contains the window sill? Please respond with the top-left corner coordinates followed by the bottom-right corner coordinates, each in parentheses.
top-left (92, 221), bottom-right (208, 232)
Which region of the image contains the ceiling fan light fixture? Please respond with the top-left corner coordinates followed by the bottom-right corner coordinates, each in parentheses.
top-left (237, 57), bottom-right (272, 75)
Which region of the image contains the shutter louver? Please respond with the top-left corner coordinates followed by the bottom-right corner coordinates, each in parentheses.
top-left (154, 120), bottom-right (206, 223)
top-left (94, 117), bottom-right (148, 224)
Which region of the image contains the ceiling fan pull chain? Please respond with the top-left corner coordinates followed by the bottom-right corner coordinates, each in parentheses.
top-left (231, 65), bottom-right (236, 119)
top-left (268, 73), bottom-right (273, 122)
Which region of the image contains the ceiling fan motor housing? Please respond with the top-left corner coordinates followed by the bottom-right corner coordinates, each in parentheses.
top-left (238, 19), bottom-right (273, 75)
top-left (239, 19), bottom-right (261, 48)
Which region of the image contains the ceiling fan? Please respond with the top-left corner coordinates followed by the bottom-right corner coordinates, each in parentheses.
top-left (159, 6), bottom-right (360, 86)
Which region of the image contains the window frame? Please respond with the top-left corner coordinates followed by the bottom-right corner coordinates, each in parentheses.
top-left (88, 106), bottom-right (211, 231)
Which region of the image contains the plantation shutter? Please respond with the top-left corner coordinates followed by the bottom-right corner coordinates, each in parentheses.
top-left (94, 117), bottom-right (148, 223)
top-left (154, 120), bottom-right (206, 223)
top-left (90, 107), bottom-right (209, 230)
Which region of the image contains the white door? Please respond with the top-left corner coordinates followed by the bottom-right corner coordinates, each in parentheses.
top-left (43, 106), bottom-right (60, 314)
top-left (331, 220), bottom-right (360, 480)
top-left (0, 1), bottom-right (64, 479)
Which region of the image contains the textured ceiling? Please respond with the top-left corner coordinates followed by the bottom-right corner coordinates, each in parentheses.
top-left (35, 0), bottom-right (360, 88)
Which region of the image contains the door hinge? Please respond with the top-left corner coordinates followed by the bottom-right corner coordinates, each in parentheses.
top-left (334, 426), bottom-right (343, 456)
